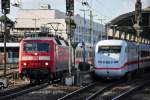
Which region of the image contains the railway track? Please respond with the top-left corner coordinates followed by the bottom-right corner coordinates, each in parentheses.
top-left (91, 79), bottom-right (150, 100)
top-left (0, 78), bottom-right (61, 100)
top-left (57, 81), bottom-right (122, 100)
top-left (1, 73), bottom-right (150, 100)
top-left (58, 73), bottom-right (150, 100)
top-left (0, 84), bottom-right (30, 96)
top-left (112, 80), bottom-right (150, 100)
top-left (0, 83), bottom-right (49, 100)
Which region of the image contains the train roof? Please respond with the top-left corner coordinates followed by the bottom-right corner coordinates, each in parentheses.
top-left (96, 40), bottom-right (127, 46)
top-left (22, 37), bottom-right (69, 47)
top-left (96, 39), bottom-right (150, 48)
top-left (22, 37), bottom-right (53, 41)
top-left (0, 43), bottom-right (19, 47)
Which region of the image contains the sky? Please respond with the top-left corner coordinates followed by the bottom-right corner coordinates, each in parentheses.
top-left (4, 0), bottom-right (150, 23)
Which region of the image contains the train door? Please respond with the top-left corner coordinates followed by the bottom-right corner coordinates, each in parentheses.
top-left (124, 45), bottom-right (131, 71)
top-left (126, 44), bottom-right (138, 72)
top-left (137, 46), bottom-right (140, 70)
top-left (107, 46), bottom-right (121, 77)
top-left (127, 45), bottom-right (132, 72)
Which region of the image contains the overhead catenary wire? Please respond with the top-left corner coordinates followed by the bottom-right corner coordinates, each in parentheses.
top-left (75, 0), bottom-right (110, 20)
top-left (95, 0), bottom-right (116, 16)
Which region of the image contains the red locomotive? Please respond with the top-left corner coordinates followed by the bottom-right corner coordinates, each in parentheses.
top-left (19, 37), bottom-right (69, 83)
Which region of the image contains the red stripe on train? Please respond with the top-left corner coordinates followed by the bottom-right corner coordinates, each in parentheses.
top-left (95, 59), bottom-right (150, 70)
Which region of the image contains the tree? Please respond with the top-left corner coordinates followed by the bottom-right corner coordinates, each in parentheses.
top-left (0, 15), bottom-right (14, 27)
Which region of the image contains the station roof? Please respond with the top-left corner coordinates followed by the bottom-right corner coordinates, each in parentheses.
top-left (109, 7), bottom-right (150, 39)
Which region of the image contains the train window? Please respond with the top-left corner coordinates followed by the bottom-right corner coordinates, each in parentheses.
top-left (24, 43), bottom-right (34, 52)
top-left (64, 40), bottom-right (69, 46)
top-left (98, 46), bottom-right (109, 53)
top-left (110, 46), bottom-right (121, 53)
top-left (55, 38), bottom-right (62, 45)
top-left (37, 43), bottom-right (49, 52)
top-left (8, 51), bottom-right (13, 58)
top-left (24, 42), bottom-right (49, 52)
top-left (98, 46), bottom-right (121, 54)
top-left (13, 52), bottom-right (19, 58)
top-left (141, 50), bottom-right (149, 57)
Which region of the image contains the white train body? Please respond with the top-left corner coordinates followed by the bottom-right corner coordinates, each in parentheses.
top-left (94, 40), bottom-right (150, 78)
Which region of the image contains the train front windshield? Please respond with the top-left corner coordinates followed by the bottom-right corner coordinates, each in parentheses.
top-left (24, 42), bottom-right (49, 52)
top-left (98, 46), bottom-right (121, 54)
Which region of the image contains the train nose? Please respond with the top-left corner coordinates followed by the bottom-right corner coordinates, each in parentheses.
top-left (107, 71), bottom-right (109, 74)
top-left (107, 71), bottom-right (110, 78)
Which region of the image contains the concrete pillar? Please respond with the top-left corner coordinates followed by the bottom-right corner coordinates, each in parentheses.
top-left (142, 38), bottom-right (144, 43)
top-left (130, 35), bottom-right (133, 41)
top-left (122, 33), bottom-right (125, 39)
top-left (140, 37), bottom-right (142, 43)
top-left (132, 35), bottom-right (135, 41)
top-left (115, 31), bottom-right (119, 39)
top-left (124, 33), bottom-right (127, 40)
top-left (133, 35), bottom-right (136, 42)
top-left (129, 34), bottom-right (132, 41)
top-left (126, 34), bottom-right (129, 40)
top-left (146, 39), bottom-right (148, 44)
top-left (119, 31), bottom-right (122, 39)
top-left (135, 36), bottom-right (138, 42)
top-left (112, 28), bottom-right (115, 39)
top-left (108, 29), bottom-right (113, 39)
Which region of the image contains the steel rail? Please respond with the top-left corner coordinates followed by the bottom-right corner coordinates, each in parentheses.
top-left (112, 80), bottom-right (150, 100)
top-left (57, 82), bottom-right (96, 100)
top-left (0, 83), bottom-right (49, 100)
top-left (0, 78), bottom-right (61, 100)
top-left (58, 81), bottom-right (122, 100)
top-left (0, 84), bottom-right (30, 96)
top-left (86, 81), bottom-right (122, 100)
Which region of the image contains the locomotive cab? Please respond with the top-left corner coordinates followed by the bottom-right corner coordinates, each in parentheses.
top-left (94, 40), bottom-right (127, 79)
top-left (19, 40), bottom-right (52, 82)
top-left (19, 37), bottom-right (69, 83)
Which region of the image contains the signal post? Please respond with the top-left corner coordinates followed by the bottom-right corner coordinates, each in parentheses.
top-left (134, 0), bottom-right (142, 70)
top-left (0, 0), bottom-right (10, 88)
top-left (1, 0), bottom-right (10, 77)
top-left (65, 0), bottom-right (76, 85)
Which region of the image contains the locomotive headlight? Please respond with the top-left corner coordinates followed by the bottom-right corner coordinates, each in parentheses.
top-left (45, 62), bottom-right (49, 66)
top-left (34, 52), bottom-right (38, 56)
top-left (23, 62), bottom-right (27, 66)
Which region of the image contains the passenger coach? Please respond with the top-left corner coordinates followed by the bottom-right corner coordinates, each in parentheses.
top-left (94, 40), bottom-right (150, 79)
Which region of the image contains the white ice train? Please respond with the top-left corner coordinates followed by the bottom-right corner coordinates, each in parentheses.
top-left (94, 40), bottom-right (150, 79)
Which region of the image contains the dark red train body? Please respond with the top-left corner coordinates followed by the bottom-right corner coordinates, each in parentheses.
top-left (19, 37), bottom-right (69, 83)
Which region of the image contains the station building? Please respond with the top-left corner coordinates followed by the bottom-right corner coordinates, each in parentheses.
top-left (13, 4), bottom-right (105, 45)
